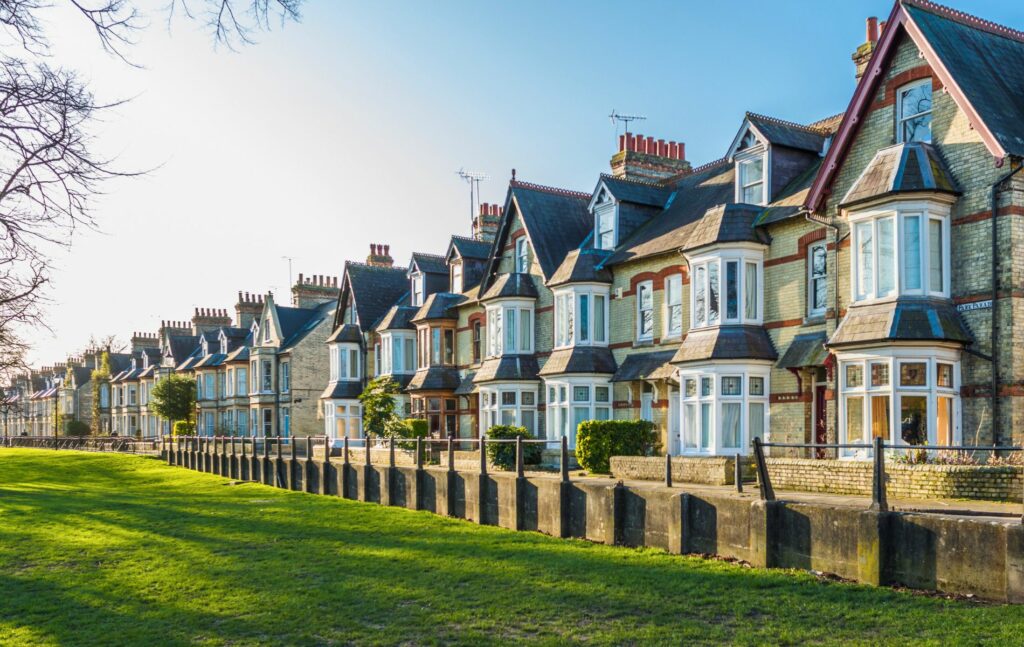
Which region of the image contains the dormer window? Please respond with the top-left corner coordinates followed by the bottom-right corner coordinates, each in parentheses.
top-left (411, 273), bottom-right (424, 306)
top-left (515, 238), bottom-right (529, 273)
top-left (262, 323), bottom-right (270, 343)
top-left (733, 131), bottom-right (767, 206)
top-left (595, 197), bottom-right (617, 251)
top-left (451, 263), bottom-right (463, 294)
top-left (896, 79), bottom-right (932, 143)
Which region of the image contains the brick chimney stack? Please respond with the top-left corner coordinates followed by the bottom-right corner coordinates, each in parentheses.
top-left (610, 133), bottom-right (691, 182)
top-left (473, 203), bottom-right (502, 243)
top-left (159, 320), bottom-right (192, 341)
top-left (130, 332), bottom-right (160, 352)
top-left (366, 243), bottom-right (394, 268)
top-left (235, 291), bottom-right (265, 328)
top-left (191, 308), bottom-right (232, 335)
top-left (291, 272), bottom-right (341, 308)
top-left (853, 16), bottom-right (882, 81)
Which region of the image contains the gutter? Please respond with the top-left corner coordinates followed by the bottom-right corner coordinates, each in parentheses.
top-left (803, 208), bottom-right (842, 445)
top-left (989, 159), bottom-right (1023, 445)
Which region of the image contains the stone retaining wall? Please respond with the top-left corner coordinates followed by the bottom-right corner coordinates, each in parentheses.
top-left (610, 455), bottom-right (745, 486)
top-left (765, 458), bottom-right (1024, 502)
top-left (160, 440), bottom-right (1024, 603)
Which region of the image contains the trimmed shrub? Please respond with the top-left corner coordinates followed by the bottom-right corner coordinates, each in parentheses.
top-left (576, 419), bottom-right (657, 474)
top-left (172, 421), bottom-right (195, 436)
top-left (485, 425), bottom-right (543, 470)
top-left (385, 417), bottom-right (429, 449)
top-left (64, 419), bottom-right (91, 437)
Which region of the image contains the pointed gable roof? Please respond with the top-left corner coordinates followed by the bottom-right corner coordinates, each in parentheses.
top-left (808, 0), bottom-right (1024, 211)
top-left (409, 252), bottom-right (448, 276)
top-left (446, 236), bottom-right (491, 262)
top-left (591, 174), bottom-right (673, 209)
top-left (334, 261), bottom-right (409, 332)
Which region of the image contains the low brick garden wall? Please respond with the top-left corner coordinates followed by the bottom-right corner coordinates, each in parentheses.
top-left (765, 458), bottom-right (1024, 502)
top-left (610, 455), bottom-right (743, 486)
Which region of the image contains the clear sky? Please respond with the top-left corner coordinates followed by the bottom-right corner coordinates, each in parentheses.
top-left (27, 0), bottom-right (1024, 364)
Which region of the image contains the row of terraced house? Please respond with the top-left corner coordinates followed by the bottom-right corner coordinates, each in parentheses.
top-left (7, 0), bottom-right (1024, 459)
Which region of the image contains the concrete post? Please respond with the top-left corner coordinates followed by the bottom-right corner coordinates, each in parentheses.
top-left (478, 437), bottom-right (488, 524)
top-left (321, 435), bottom-right (331, 496)
top-left (871, 436), bottom-right (888, 512)
top-left (735, 453), bottom-right (743, 493)
top-left (305, 436), bottom-right (314, 494)
top-left (415, 437), bottom-right (423, 470)
top-left (665, 452), bottom-right (673, 488)
top-left (365, 437), bottom-right (371, 467)
top-left (516, 436), bottom-right (524, 478)
top-left (560, 436), bottom-right (569, 483)
top-left (447, 438), bottom-right (454, 473)
top-left (856, 509), bottom-right (889, 586)
top-left (389, 436), bottom-right (396, 467)
top-left (287, 436), bottom-right (297, 491)
top-left (340, 436), bottom-right (351, 499)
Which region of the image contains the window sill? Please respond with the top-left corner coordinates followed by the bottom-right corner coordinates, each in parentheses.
top-left (803, 316), bottom-right (827, 327)
top-left (633, 339), bottom-right (655, 349)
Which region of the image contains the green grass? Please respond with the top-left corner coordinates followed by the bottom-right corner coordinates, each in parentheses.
top-left (1, 450), bottom-right (1022, 646)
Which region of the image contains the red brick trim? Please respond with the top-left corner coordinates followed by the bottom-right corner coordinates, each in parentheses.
top-left (953, 205), bottom-right (1024, 226)
top-left (764, 318), bottom-right (805, 330)
top-left (622, 265), bottom-right (689, 298)
top-left (869, 66), bottom-right (942, 112)
top-left (764, 229), bottom-right (830, 268)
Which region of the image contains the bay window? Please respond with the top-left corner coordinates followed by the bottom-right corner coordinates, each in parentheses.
top-left (554, 286), bottom-right (609, 348)
top-left (545, 378), bottom-right (612, 448)
top-left (379, 333), bottom-right (416, 375)
top-left (689, 249), bottom-right (763, 328)
top-left (417, 325), bottom-right (456, 368)
top-left (261, 360), bottom-right (272, 392)
top-left (486, 301), bottom-right (534, 356)
top-left (324, 401), bottom-right (362, 439)
top-left (838, 349), bottom-right (960, 458)
top-left (330, 344), bottom-right (360, 381)
top-left (479, 385), bottom-right (539, 436)
top-left (237, 367), bottom-right (247, 396)
top-left (850, 202), bottom-right (950, 302)
top-left (679, 366), bottom-right (769, 455)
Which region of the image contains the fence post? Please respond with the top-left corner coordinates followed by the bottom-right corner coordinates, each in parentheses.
top-left (343, 436), bottom-right (350, 466)
top-left (665, 452), bottom-right (673, 487)
top-left (871, 436), bottom-right (888, 512)
top-left (516, 436), bottom-right (524, 478)
top-left (389, 436), bottom-right (396, 467)
top-left (560, 436), bottom-right (569, 483)
top-left (365, 436), bottom-right (372, 466)
top-left (752, 437), bottom-right (775, 501)
top-left (415, 436), bottom-right (423, 470)
top-left (735, 453), bottom-right (744, 493)
top-left (479, 437), bottom-right (487, 476)
top-left (447, 437), bottom-right (455, 474)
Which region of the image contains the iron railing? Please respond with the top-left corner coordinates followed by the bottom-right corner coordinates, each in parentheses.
top-left (2, 435), bottom-right (159, 453)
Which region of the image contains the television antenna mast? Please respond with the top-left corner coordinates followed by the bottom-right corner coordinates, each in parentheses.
top-left (609, 109), bottom-right (647, 138)
top-left (457, 168), bottom-right (489, 228)
top-left (281, 255), bottom-right (295, 287)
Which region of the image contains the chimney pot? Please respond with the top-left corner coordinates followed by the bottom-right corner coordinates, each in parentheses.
top-left (646, 136), bottom-right (655, 154)
top-left (879, 20), bottom-right (886, 35)
top-left (618, 134), bottom-right (625, 152)
top-left (658, 139), bottom-right (666, 156)
top-left (866, 16), bottom-right (879, 43)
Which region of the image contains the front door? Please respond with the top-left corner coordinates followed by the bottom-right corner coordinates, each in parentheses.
top-left (814, 384), bottom-right (827, 458)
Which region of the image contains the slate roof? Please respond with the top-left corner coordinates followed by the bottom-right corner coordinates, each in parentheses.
top-left (320, 381), bottom-right (363, 400)
top-left (841, 142), bottom-right (958, 207)
top-left (276, 300), bottom-right (334, 351)
top-left (408, 366), bottom-right (461, 391)
top-left (537, 347), bottom-right (616, 377)
top-left (193, 354), bottom-right (226, 369)
top-left (410, 252), bottom-right (448, 275)
top-left (342, 262), bottom-right (410, 331)
top-left (326, 323), bottom-right (364, 344)
top-left (904, 0), bottom-right (1024, 158)
top-left (489, 181), bottom-right (592, 282)
top-left (374, 306), bottom-right (418, 332)
top-left (755, 160), bottom-right (823, 226)
top-left (611, 350), bottom-right (678, 382)
top-left (746, 112), bottom-right (827, 153)
top-left (412, 292), bottom-right (464, 322)
top-left (454, 372), bottom-right (477, 395)
top-left (776, 332), bottom-right (829, 369)
top-left (684, 204), bottom-right (770, 253)
top-left (167, 336), bottom-right (199, 364)
top-left (480, 273), bottom-right (539, 301)
top-left (69, 366), bottom-right (93, 388)
top-left (604, 161), bottom-right (734, 265)
top-left (827, 298), bottom-right (972, 347)
top-left (224, 344), bottom-right (249, 363)
top-left (596, 174), bottom-right (673, 207)
top-left (108, 353), bottom-right (132, 375)
top-left (548, 248), bottom-right (614, 287)
top-left (473, 356), bottom-right (541, 383)
top-left (448, 236), bottom-right (491, 261)
top-left (672, 326), bottom-right (777, 364)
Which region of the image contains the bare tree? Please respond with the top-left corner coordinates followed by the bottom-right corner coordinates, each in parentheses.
top-left (0, 0), bottom-right (302, 382)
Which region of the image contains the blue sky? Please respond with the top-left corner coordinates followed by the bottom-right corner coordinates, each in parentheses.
top-left (29, 0), bottom-right (1024, 363)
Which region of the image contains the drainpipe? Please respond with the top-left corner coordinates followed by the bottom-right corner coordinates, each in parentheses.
top-left (804, 209), bottom-right (843, 444)
top-left (990, 159), bottom-right (1023, 445)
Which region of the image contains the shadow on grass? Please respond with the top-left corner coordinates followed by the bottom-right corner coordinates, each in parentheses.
top-left (1, 449), bottom-right (1023, 645)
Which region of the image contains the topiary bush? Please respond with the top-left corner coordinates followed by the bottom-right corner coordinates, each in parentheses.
top-left (64, 419), bottom-right (91, 437)
top-left (485, 425), bottom-right (543, 470)
top-left (575, 419), bottom-right (658, 474)
top-left (384, 417), bottom-right (429, 449)
top-left (172, 420), bottom-right (195, 436)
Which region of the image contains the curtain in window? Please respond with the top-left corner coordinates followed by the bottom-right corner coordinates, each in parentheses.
top-left (748, 403), bottom-right (764, 443)
top-left (846, 396), bottom-right (864, 443)
top-left (721, 402), bottom-right (741, 448)
top-left (871, 395), bottom-right (890, 440)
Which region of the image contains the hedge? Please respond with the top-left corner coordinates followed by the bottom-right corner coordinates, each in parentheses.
top-left (485, 425), bottom-right (543, 470)
top-left (575, 419), bottom-right (657, 474)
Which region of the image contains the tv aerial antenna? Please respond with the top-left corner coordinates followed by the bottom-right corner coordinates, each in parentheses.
top-left (609, 109), bottom-right (647, 138)
top-left (457, 168), bottom-right (489, 228)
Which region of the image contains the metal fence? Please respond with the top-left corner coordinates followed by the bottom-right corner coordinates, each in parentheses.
top-left (2, 435), bottom-right (160, 453)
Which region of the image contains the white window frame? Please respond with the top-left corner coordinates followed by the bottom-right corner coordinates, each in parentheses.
top-left (544, 377), bottom-right (612, 449)
top-left (807, 241), bottom-right (828, 318)
top-left (379, 332), bottom-right (416, 375)
top-left (451, 262), bottom-right (463, 294)
top-left (837, 347), bottom-right (961, 459)
top-left (678, 363), bottom-right (769, 456)
top-left (734, 147), bottom-right (768, 206)
top-left (280, 362), bottom-right (290, 393)
top-left (664, 274), bottom-right (684, 338)
top-left (515, 237), bottom-right (529, 274)
top-left (594, 199), bottom-right (618, 251)
top-left (554, 285), bottom-right (610, 349)
top-left (848, 200), bottom-right (951, 304)
top-left (411, 272), bottom-right (424, 307)
top-left (478, 385), bottom-right (539, 437)
top-left (485, 300), bottom-right (534, 357)
top-left (687, 246), bottom-right (764, 330)
top-left (636, 280), bottom-right (654, 341)
top-left (896, 78), bottom-right (932, 144)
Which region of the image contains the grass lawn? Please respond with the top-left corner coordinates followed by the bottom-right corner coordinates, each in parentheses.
top-left (1, 450), bottom-right (1022, 646)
